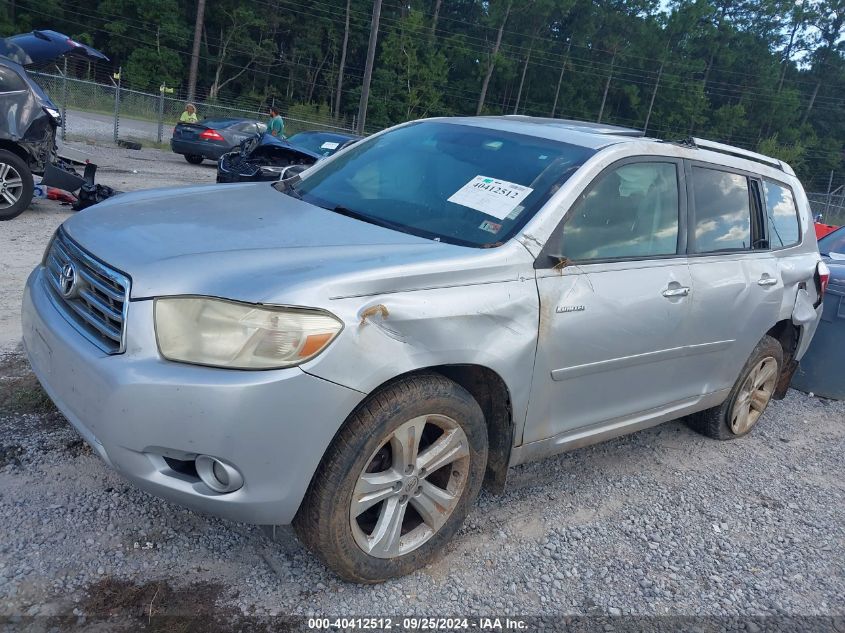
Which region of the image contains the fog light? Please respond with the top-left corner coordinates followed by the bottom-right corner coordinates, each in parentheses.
top-left (195, 455), bottom-right (243, 493)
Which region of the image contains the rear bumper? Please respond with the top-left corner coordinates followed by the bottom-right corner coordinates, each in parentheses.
top-left (22, 266), bottom-right (365, 524)
top-left (170, 138), bottom-right (230, 160)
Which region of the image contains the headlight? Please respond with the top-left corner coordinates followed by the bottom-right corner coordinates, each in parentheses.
top-left (43, 106), bottom-right (62, 126)
top-left (154, 297), bottom-right (343, 369)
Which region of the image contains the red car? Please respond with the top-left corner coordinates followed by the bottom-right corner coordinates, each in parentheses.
top-left (815, 222), bottom-right (839, 239)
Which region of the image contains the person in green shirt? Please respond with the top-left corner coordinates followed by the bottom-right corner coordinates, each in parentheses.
top-left (179, 103), bottom-right (198, 124)
top-left (267, 105), bottom-right (285, 137)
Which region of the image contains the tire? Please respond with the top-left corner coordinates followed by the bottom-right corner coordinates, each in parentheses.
top-left (0, 150), bottom-right (35, 221)
top-left (184, 154), bottom-right (204, 165)
top-left (293, 373), bottom-right (488, 583)
top-left (686, 335), bottom-right (783, 440)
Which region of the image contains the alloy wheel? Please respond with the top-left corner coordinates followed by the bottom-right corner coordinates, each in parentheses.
top-left (0, 163), bottom-right (24, 210)
top-left (730, 356), bottom-right (778, 434)
top-left (350, 414), bottom-right (470, 558)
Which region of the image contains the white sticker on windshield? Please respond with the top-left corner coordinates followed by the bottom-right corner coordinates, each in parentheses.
top-left (320, 141), bottom-right (340, 150)
top-left (448, 176), bottom-right (533, 220)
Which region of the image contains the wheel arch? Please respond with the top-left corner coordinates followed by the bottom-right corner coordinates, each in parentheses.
top-left (305, 363), bottom-right (515, 510)
top-left (766, 319), bottom-right (801, 399)
top-left (0, 141), bottom-right (34, 166)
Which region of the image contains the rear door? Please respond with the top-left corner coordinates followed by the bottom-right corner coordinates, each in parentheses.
top-left (525, 158), bottom-right (698, 443)
top-left (683, 163), bottom-right (782, 393)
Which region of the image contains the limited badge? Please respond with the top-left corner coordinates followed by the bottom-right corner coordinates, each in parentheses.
top-left (479, 220), bottom-right (503, 234)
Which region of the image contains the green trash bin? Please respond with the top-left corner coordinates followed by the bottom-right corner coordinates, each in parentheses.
top-left (791, 276), bottom-right (845, 400)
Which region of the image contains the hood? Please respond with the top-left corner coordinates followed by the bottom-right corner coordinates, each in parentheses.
top-left (61, 183), bottom-right (520, 303)
top-left (244, 133), bottom-right (321, 161)
top-left (0, 30), bottom-right (109, 66)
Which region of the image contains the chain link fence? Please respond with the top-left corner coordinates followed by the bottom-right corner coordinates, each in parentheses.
top-left (807, 190), bottom-right (845, 227)
top-left (30, 71), bottom-right (356, 146)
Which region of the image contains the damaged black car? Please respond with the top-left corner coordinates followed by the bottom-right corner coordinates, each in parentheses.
top-left (0, 30), bottom-right (107, 220)
top-left (216, 130), bottom-right (360, 183)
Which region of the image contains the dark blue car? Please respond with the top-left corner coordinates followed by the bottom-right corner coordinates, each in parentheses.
top-left (216, 130), bottom-right (361, 183)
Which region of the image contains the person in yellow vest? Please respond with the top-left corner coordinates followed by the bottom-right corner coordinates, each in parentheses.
top-left (179, 103), bottom-right (198, 124)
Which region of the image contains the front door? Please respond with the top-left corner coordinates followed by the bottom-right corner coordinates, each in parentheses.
top-left (524, 158), bottom-right (698, 444)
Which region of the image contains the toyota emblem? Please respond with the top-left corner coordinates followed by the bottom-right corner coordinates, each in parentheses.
top-left (59, 263), bottom-right (79, 299)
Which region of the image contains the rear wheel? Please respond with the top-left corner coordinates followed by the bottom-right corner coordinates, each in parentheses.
top-left (184, 154), bottom-right (204, 165)
top-left (687, 335), bottom-right (783, 440)
top-left (294, 374), bottom-right (488, 583)
top-left (0, 150), bottom-right (34, 221)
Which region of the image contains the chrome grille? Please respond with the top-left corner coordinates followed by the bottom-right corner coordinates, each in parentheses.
top-left (43, 229), bottom-right (130, 354)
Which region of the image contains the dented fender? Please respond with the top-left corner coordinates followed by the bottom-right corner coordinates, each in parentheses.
top-left (301, 279), bottom-right (541, 445)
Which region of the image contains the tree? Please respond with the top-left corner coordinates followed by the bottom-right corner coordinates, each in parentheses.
top-left (205, 3), bottom-right (273, 101)
top-left (357, 0), bottom-right (384, 134)
top-left (187, 0), bottom-right (206, 102)
top-left (334, 0), bottom-right (352, 119)
top-left (477, 0), bottom-right (512, 115)
top-left (369, 10), bottom-right (449, 126)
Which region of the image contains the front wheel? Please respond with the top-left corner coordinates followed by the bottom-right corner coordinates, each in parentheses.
top-left (0, 150), bottom-right (34, 221)
top-left (293, 374), bottom-right (488, 583)
top-left (184, 154), bottom-right (204, 165)
top-left (687, 335), bottom-right (783, 440)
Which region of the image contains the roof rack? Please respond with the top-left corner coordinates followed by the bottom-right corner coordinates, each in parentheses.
top-left (496, 115), bottom-right (646, 137)
top-left (689, 137), bottom-right (794, 175)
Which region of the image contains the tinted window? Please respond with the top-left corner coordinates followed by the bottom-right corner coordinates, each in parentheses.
top-left (0, 66), bottom-right (27, 93)
top-left (692, 168), bottom-right (752, 252)
top-left (763, 180), bottom-right (800, 248)
top-left (292, 121), bottom-right (595, 247)
top-left (559, 162), bottom-right (680, 261)
top-left (236, 121), bottom-right (259, 133)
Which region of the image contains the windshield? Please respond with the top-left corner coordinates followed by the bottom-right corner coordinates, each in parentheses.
top-left (818, 226), bottom-right (845, 256)
top-left (290, 121), bottom-right (595, 247)
top-left (288, 132), bottom-right (355, 157)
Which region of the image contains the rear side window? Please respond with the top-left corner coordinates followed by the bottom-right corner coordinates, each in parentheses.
top-left (691, 167), bottom-right (752, 253)
top-left (560, 162), bottom-right (680, 261)
top-left (0, 66), bottom-right (27, 93)
top-left (763, 180), bottom-right (800, 248)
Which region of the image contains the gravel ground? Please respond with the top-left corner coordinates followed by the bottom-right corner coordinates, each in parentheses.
top-left (0, 141), bottom-right (216, 354)
top-left (0, 141), bottom-right (843, 628)
top-left (64, 110), bottom-right (162, 143)
top-left (0, 346), bottom-right (843, 625)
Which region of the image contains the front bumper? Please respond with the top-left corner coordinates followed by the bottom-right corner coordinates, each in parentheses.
top-left (215, 152), bottom-right (278, 183)
top-left (22, 267), bottom-right (364, 524)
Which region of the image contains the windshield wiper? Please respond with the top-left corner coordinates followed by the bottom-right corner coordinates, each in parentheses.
top-left (326, 205), bottom-right (410, 232)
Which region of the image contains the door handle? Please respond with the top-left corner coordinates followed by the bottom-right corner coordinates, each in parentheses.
top-left (662, 286), bottom-right (690, 297)
top-left (758, 277), bottom-right (778, 287)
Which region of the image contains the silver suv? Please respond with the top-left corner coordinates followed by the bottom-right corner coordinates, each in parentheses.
top-left (22, 117), bottom-right (827, 582)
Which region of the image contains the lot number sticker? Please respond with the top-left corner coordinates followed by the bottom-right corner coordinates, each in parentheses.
top-left (448, 176), bottom-right (533, 220)
top-left (320, 141), bottom-right (340, 150)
